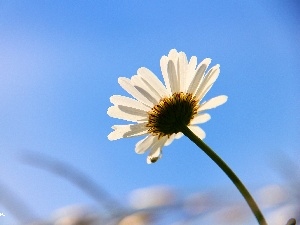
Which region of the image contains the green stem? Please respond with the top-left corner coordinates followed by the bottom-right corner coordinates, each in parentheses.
top-left (180, 125), bottom-right (267, 225)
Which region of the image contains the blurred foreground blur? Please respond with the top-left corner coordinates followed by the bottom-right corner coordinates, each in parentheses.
top-left (0, 153), bottom-right (298, 225)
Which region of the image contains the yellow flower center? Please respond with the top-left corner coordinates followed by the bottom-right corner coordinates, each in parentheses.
top-left (146, 92), bottom-right (199, 138)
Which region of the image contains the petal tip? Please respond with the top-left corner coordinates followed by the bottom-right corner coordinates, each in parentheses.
top-left (204, 58), bottom-right (212, 63)
top-left (107, 106), bottom-right (115, 117)
top-left (118, 77), bottom-right (129, 84)
top-left (107, 132), bottom-right (117, 141)
top-left (220, 95), bottom-right (228, 104)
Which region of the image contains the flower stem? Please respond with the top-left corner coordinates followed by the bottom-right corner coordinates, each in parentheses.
top-left (180, 125), bottom-right (267, 225)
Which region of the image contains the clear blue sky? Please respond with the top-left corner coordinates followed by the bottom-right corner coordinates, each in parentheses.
top-left (0, 1), bottom-right (299, 224)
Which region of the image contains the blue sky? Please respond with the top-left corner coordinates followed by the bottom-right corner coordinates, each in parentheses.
top-left (0, 1), bottom-right (299, 224)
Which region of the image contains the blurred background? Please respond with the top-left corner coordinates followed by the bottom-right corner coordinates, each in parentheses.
top-left (0, 0), bottom-right (299, 224)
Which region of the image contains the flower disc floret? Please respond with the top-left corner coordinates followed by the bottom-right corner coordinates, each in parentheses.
top-left (147, 92), bottom-right (199, 138)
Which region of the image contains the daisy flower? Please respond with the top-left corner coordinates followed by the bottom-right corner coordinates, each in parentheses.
top-left (107, 49), bottom-right (227, 164)
top-left (107, 50), bottom-right (268, 225)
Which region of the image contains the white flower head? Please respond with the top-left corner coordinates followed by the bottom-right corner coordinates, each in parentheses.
top-left (107, 49), bottom-right (227, 164)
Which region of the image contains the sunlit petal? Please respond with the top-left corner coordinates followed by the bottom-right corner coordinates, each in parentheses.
top-left (160, 55), bottom-right (172, 95)
top-left (137, 67), bottom-right (169, 97)
top-left (191, 113), bottom-right (211, 124)
top-left (199, 95), bottom-right (228, 111)
top-left (187, 58), bottom-right (211, 94)
top-left (107, 106), bottom-right (148, 122)
top-left (135, 135), bottom-right (157, 154)
top-left (131, 75), bottom-right (160, 104)
top-left (164, 134), bottom-right (175, 146)
top-left (118, 77), bottom-right (154, 107)
top-left (147, 137), bottom-right (168, 164)
top-left (167, 60), bottom-right (179, 93)
top-left (108, 123), bottom-right (148, 140)
top-left (178, 51), bottom-right (188, 92)
top-left (184, 56), bottom-right (197, 92)
top-left (195, 64), bottom-right (220, 100)
top-left (188, 125), bottom-right (206, 139)
top-left (110, 95), bottom-right (150, 111)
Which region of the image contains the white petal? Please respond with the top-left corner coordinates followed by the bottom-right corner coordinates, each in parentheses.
top-left (138, 76), bottom-right (162, 101)
top-left (168, 49), bottom-right (179, 63)
top-left (196, 83), bottom-right (213, 103)
top-left (160, 56), bottom-right (172, 95)
top-left (191, 113), bottom-right (211, 124)
top-left (195, 65), bottom-right (220, 100)
top-left (178, 52), bottom-right (188, 92)
top-left (188, 56), bottom-right (197, 72)
top-left (175, 132), bottom-right (183, 139)
top-left (135, 135), bottom-right (157, 154)
top-left (185, 56), bottom-right (197, 92)
top-left (167, 60), bottom-right (179, 93)
top-left (164, 134), bottom-right (175, 146)
top-left (131, 75), bottom-right (159, 104)
top-left (199, 95), bottom-right (228, 111)
top-left (187, 58), bottom-right (211, 94)
top-left (108, 123), bottom-right (148, 140)
top-left (118, 77), bottom-right (154, 107)
top-left (110, 95), bottom-right (150, 111)
top-left (137, 67), bottom-right (169, 97)
top-left (188, 125), bottom-right (206, 139)
top-left (147, 137), bottom-right (167, 164)
top-left (107, 106), bottom-right (148, 122)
